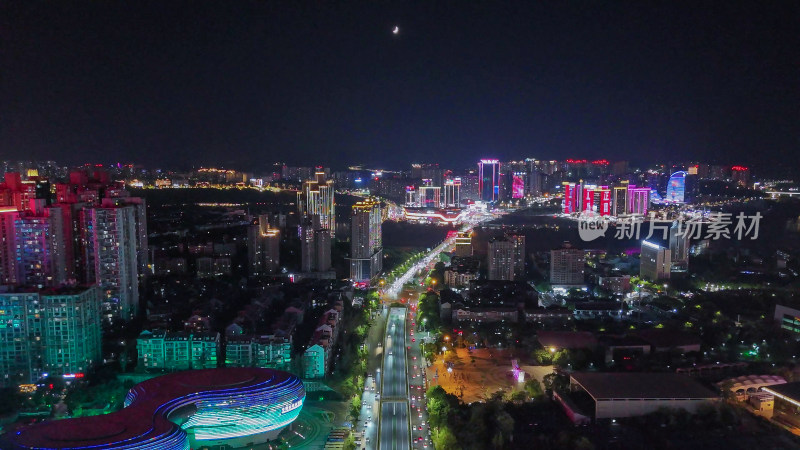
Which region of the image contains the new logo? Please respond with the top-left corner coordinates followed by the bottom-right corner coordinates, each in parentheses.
top-left (578, 217), bottom-right (609, 241)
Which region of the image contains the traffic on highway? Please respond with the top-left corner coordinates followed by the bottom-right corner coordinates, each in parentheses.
top-left (379, 308), bottom-right (411, 450)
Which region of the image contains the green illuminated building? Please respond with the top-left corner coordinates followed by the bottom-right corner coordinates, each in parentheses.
top-left (0, 285), bottom-right (102, 386)
top-left (225, 334), bottom-right (292, 371)
top-left (137, 330), bottom-right (220, 371)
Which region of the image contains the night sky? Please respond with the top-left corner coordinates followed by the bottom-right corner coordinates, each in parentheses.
top-left (2, 2), bottom-right (799, 171)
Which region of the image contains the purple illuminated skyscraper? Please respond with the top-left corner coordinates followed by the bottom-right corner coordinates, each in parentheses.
top-left (478, 159), bottom-right (500, 202)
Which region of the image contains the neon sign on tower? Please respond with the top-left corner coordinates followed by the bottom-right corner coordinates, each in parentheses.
top-left (511, 173), bottom-right (525, 199)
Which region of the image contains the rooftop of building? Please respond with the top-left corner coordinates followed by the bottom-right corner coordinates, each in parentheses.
top-left (552, 242), bottom-right (582, 252)
top-left (138, 329), bottom-right (219, 340)
top-left (718, 374), bottom-right (787, 391)
top-left (0, 284), bottom-right (96, 296)
top-left (571, 372), bottom-right (718, 400)
top-left (228, 334), bottom-right (290, 345)
top-left (763, 382), bottom-right (800, 403)
top-left (5, 368), bottom-right (303, 449)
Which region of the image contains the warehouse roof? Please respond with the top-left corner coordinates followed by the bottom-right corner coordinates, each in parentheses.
top-left (571, 372), bottom-right (718, 400)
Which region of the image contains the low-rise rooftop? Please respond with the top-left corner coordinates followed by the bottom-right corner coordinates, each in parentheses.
top-left (571, 372), bottom-right (717, 400)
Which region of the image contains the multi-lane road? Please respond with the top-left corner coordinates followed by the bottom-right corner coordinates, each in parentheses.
top-left (376, 215), bottom-right (494, 449)
top-left (379, 308), bottom-right (410, 450)
top-left (405, 306), bottom-right (430, 448)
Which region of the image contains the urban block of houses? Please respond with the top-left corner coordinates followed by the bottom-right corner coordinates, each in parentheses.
top-left (302, 308), bottom-right (342, 378)
top-left (523, 306), bottom-right (572, 323)
top-left (224, 334), bottom-right (292, 372)
top-left (572, 301), bottom-right (625, 320)
top-left (137, 330), bottom-right (220, 371)
top-left (452, 306), bottom-right (519, 323)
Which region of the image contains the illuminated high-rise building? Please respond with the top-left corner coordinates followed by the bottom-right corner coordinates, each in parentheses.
top-left (0, 200), bottom-right (68, 288)
top-left (0, 291), bottom-right (39, 386)
top-left (411, 163), bottom-right (423, 179)
top-left (627, 185), bottom-right (650, 215)
top-left (550, 244), bottom-right (585, 287)
top-left (299, 216), bottom-right (317, 272)
top-left (640, 240), bottom-right (671, 280)
top-left (248, 215), bottom-right (280, 276)
top-left (315, 228), bottom-right (331, 272)
top-left (612, 183), bottom-right (629, 215)
top-left (511, 172), bottom-right (526, 199)
top-left (298, 172), bottom-right (335, 237)
top-left (0, 285), bottom-right (102, 386)
top-left (478, 159), bottom-right (500, 202)
top-left (443, 178), bottom-right (461, 207)
top-left (418, 185), bottom-right (441, 208)
top-left (669, 221), bottom-right (689, 273)
top-left (487, 234), bottom-right (525, 281)
top-left (459, 172), bottom-right (480, 201)
top-left (665, 171), bottom-right (687, 203)
top-left (528, 169), bottom-right (544, 196)
top-left (597, 186), bottom-right (611, 216)
top-left (350, 199), bottom-right (383, 283)
top-left (731, 165), bottom-right (750, 187)
top-left (14, 201), bottom-right (68, 288)
top-left (405, 186), bottom-right (417, 206)
top-left (81, 204), bottom-right (139, 323)
top-left (612, 161), bottom-right (629, 176)
top-left (47, 169), bottom-right (149, 287)
top-left (454, 231), bottom-right (473, 257)
top-left (411, 163), bottom-right (443, 186)
top-left (562, 182), bottom-right (578, 214)
top-left (103, 195), bottom-right (149, 277)
top-left (0, 172), bottom-right (41, 212)
top-left (299, 214), bottom-right (331, 273)
top-left (0, 207), bottom-right (17, 285)
top-left (581, 185), bottom-right (595, 212)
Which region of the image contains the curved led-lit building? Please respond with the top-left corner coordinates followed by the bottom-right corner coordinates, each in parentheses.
top-left (4, 368), bottom-right (305, 450)
top-left (666, 171), bottom-right (687, 203)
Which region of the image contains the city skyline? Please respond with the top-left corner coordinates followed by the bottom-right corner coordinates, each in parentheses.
top-left (3, 3), bottom-right (800, 449)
